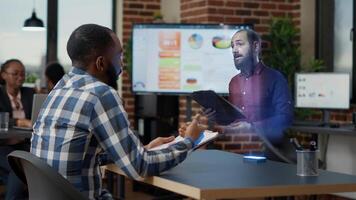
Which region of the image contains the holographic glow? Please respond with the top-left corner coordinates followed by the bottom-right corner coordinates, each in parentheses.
top-left (243, 155), bottom-right (266, 160)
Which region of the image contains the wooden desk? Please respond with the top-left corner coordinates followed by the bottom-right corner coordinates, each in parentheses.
top-left (105, 150), bottom-right (356, 200)
top-left (0, 128), bottom-right (32, 139)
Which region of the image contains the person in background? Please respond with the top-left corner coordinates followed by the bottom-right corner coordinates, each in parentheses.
top-left (205, 29), bottom-right (294, 162)
top-left (31, 24), bottom-right (204, 199)
top-left (0, 59), bottom-right (33, 199)
top-left (0, 59), bottom-right (34, 128)
top-left (45, 62), bottom-right (65, 91)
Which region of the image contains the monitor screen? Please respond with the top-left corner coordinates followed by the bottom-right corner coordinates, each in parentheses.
top-left (132, 23), bottom-right (253, 94)
top-left (295, 73), bottom-right (350, 109)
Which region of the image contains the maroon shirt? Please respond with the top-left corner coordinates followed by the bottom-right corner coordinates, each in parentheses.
top-left (229, 62), bottom-right (293, 142)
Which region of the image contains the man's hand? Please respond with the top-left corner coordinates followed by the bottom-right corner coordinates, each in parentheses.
top-left (16, 119), bottom-right (32, 128)
top-left (179, 114), bottom-right (205, 141)
top-left (144, 136), bottom-right (175, 150)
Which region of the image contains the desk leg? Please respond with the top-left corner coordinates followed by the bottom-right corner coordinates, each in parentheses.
top-left (117, 174), bottom-right (125, 200)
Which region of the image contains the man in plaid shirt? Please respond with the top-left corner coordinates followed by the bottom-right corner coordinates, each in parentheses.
top-left (30, 24), bottom-right (203, 199)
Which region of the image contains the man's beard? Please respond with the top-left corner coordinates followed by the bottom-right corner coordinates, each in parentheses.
top-left (234, 50), bottom-right (255, 77)
top-left (106, 66), bottom-right (118, 90)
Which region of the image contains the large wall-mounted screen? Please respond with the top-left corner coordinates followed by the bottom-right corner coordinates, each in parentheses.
top-left (132, 23), bottom-right (253, 94)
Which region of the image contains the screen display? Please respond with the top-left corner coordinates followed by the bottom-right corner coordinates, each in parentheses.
top-left (295, 73), bottom-right (350, 109)
top-left (132, 24), bottom-right (252, 94)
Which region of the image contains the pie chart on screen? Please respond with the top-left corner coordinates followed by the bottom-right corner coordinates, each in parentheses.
top-left (188, 33), bottom-right (203, 49)
top-left (212, 35), bottom-right (231, 49)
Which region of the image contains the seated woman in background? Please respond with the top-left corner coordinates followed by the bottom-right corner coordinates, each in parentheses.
top-left (45, 62), bottom-right (65, 91)
top-left (0, 59), bottom-right (34, 128)
top-left (0, 58), bottom-right (33, 200)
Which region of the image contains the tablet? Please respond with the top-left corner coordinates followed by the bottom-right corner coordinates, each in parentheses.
top-left (192, 90), bottom-right (246, 125)
top-left (149, 130), bottom-right (219, 151)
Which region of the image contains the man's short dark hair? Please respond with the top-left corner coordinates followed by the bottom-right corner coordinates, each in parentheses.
top-left (233, 29), bottom-right (261, 46)
top-left (66, 24), bottom-right (114, 67)
top-left (45, 62), bottom-right (65, 85)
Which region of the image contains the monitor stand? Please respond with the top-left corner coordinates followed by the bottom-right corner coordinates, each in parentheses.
top-left (321, 110), bottom-right (330, 126)
top-left (320, 110), bottom-right (340, 128)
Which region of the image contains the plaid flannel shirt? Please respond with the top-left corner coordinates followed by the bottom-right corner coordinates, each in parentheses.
top-left (31, 67), bottom-right (193, 199)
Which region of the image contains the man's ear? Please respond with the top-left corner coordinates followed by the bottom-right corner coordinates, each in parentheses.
top-left (0, 72), bottom-right (5, 80)
top-left (95, 56), bottom-right (105, 72)
top-left (253, 41), bottom-right (260, 53)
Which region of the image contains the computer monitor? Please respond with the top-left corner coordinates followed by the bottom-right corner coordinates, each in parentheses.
top-left (295, 73), bottom-right (350, 109)
top-left (132, 23), bottom-right (253, 94)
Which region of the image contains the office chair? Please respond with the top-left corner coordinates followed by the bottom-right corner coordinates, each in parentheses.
top-left (7, 150), bottom-right (87, 200)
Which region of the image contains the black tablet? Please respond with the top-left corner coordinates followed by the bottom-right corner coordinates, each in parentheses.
top-left (192, 90), bottom-right (246, 125)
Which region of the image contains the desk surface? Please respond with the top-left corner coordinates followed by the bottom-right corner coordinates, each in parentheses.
top-left (290, 124), bottom-right (356, 136)
top-left (105, 150), bottom-right (356, 200)
top-left (0, 128), bottom-right (32, 139)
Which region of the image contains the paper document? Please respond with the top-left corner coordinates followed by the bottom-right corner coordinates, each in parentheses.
top-left (149, 130), bottom-right (219, 151)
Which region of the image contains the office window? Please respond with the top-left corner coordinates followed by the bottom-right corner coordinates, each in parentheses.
top-left (0, 0), bottom-right (47, 74)
top-left (334, 0), bottom-right (353, 96)
top-left (58, 0), bottom-right (113, 70)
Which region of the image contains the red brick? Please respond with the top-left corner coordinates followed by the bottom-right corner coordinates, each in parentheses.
top-left (190, 0), bottom-right (207, 8)
top-left (255, 26), bottom-right (269, 33)
top-left (278, 4), bottom-right (294, 10)
top-left (207, 15), bottom-right (224, 22)
top-left (146, 4), bottom-right (160, 10)
top-left (253, 10), bottom-right (269, 17)
top-left (217, 8), bottom-right (234, 15)
top-left (128, 3), bottom-right (144, 9)
top-left (139, 11), bottom-right (154, 16)
top-left (123, 24), bottom-right (132, 29)
top-left (271, 11), bottom-right (286, 17)
top-left (181, 8), bottom-right (207, 18)
top-left (261, 3), bottom-right (276, 9)
top-left (207, 0), bottom-right (224, 6)
top-left (225, 144), bottom-right (242, 150)
top-left (225, 16), bottom-right (242, 23)
top-left (244, 2), bottom-right (259, 9)
top-left (124, 10), bottom-right (139, 15)
top-left (289, 12), bottom-right (300, 18)
top-left (251, 135), bottom-right (262, 142)
top-left (216, 134), bottom-right (232, 142)
top-left (243, 18), bottom-right (260, 24)
top-left (242, 143), bottom-right (262, 150)
top-left (235, 9), bottom-right (251, 16)
top-left (207, 7), bottom-right (217, 14)
top-left (213, 143), bottom-right (223, 150)
top-left (234, 135), bottom-right (250, 142)
top-left (181, 3), bottom-right (190, 10)
top-left (225, 1), bottom-right (242, 7)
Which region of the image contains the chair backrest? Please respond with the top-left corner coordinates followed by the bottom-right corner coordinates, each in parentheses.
top-left (7, 150), bottom-right (88, 200)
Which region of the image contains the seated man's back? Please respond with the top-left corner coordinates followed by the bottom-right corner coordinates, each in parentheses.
top-left (31, 24), bottom-right (200, 199)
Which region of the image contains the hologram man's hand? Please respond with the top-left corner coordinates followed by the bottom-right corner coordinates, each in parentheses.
top-left (144, 136), bottom-right (175, 150)
top-left (200, 108), bottom-right (217, 122)
top-left (223, 121), bottom-right (252, 133)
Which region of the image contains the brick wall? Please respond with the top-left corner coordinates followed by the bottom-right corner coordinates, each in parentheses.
top-left (122, 0), bottom-right (161, 126)
top-left (180, 0), bottom-right (301, 154)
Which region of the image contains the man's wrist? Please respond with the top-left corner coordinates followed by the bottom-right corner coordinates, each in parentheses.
top-left (185, 137), bottom-right (196, 148)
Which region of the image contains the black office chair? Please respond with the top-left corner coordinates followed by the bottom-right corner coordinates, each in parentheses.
top-left (7, 150), bottom-right (87, 200)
